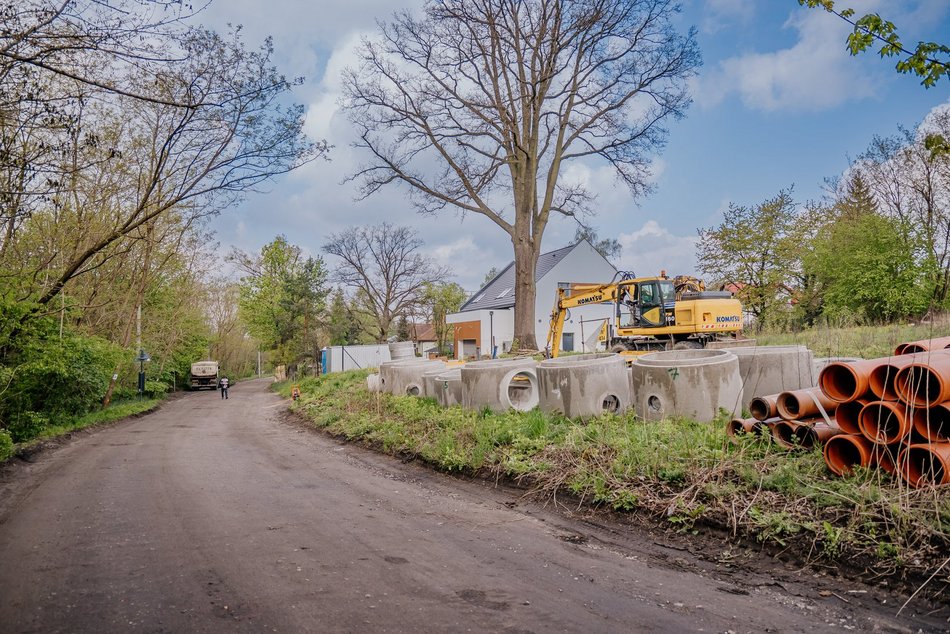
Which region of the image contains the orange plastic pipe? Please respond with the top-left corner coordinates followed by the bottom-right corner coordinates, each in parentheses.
top-left (776, 387), bottom-right (837, 420)
top-left (818, 360), bottom-right (878, 403)
top-left (749, 394), bottom-right (779, 422)
top-left (869, 356), bottom-right (920, 401)
top-left (859, 401), bottom-right (911, 445)
top-left (895, 355), bottom-right (950, 407)
top-left (823, 434), bottom-right (875, 476)
top-left (834, 398), bottom-right (869, 435)
top-left (895, 336), bottom-right (950, 355)
top-left (771, 418), bottom-right (821, 450)
top-left (897, 442), bottom-right (950, 488)
top-left (726, 417), bottom-right (774, 440)
top-left (911, 402), bottom-right (950, 442)
top-left (794, 422), bottom-right (842, 449)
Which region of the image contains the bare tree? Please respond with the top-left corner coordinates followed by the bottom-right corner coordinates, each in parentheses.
top-left (2, 27), bottom-right (327, 317)
top-left (344, 0), bottom-right (698, 348)
top-left (323, 223), bottom-right (448, 342)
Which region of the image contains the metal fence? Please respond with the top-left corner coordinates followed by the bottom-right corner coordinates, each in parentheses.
top-left (321, 344), bottom-right (392, 373)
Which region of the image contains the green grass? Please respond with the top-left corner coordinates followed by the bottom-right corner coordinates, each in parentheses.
top-left (277, 370), bottom-right (949, 586)
top-left (756, 318), bottom-right (950, 359)
top-left (4, 397), bottom-right (162, 462)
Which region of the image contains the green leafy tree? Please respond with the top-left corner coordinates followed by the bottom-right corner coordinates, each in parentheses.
top-left (422, 281), bottom-right (467, 355)
top-left (326, 289), bottom-right (366, 345)
top-left (233, 236), bottom-right (328, 365)
top-left (799, 1), bottom-right (949, 87)
top-left (808, 213), bottom-right (933, 322)
top-left (395, 315), bottom-right (412, 342)
top-left (697, 190), bottom-right (804, 328)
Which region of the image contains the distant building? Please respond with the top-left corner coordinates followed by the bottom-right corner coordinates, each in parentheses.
top-left (446, 240), bottom-right (617, 358)
top-left (409, 322), bottom-right (439, 356)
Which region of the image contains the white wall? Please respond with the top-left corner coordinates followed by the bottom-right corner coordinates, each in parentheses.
top-left (446, 308), bottom-right (514, 356)
top-left (534, 241), bottom-right (618, 351)
top-left (446, 241), bottom-right (618, 355)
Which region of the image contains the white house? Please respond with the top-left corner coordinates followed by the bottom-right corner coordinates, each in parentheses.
top-left (447, 240), bottom-right (617, 358)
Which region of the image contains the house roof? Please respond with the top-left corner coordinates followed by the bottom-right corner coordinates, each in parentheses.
top-left (410, 322), bottom-right (436, 342)
top-left (458, 241), bottom-right (588, 312)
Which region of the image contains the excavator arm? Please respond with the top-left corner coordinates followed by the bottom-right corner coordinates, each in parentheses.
top-left (545, 283), bottom-right (621, 358)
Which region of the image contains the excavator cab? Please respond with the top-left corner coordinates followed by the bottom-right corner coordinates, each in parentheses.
top-left (618, 280), bottom-right (676, 328)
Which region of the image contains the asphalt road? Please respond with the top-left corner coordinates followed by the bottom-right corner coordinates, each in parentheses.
top-left (0, 379), bottom-right (945, 632)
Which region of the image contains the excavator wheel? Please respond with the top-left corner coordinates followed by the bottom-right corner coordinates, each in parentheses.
top-left (609, 343), bottom-right (633, 353)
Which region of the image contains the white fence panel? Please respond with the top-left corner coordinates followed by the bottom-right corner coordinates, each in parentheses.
top-left (324, 344), bottom-right (392, 373)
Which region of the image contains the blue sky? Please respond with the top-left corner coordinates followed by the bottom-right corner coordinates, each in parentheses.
top-left (197, 0), bottom-right (950, 294)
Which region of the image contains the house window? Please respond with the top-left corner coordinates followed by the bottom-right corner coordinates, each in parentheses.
top-left (471, 292), bottom-right (485, 303)
top-left (496, 287), bottom-right (512, 299)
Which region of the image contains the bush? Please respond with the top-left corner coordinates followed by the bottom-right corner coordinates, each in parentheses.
top-left (0, 429), bottom-right (13, 462)
top-left (6, 411), bottom-right (49, 443)
top-left (144, 380), bottom-right (169, 398)
top-left (0, 324), bottom-right (122, 441)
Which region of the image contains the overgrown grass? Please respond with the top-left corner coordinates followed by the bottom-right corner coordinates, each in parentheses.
top-left (278, 370), bottom-right (949, 589)
top-left (2, 397), bottom-right (162, 463)
top-left (756, 317), bottom-right (950, 359)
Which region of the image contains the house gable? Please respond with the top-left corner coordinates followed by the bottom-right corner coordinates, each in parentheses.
top-left (458, 242), bottom-right (580, 312)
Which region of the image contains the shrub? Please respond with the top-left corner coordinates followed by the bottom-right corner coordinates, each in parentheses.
top-left (0, 429), bottom-right (13, 462)
top-left (144, 380), bottom-right (169, 398)
top-left (6, 411), bottom-right (49, 443)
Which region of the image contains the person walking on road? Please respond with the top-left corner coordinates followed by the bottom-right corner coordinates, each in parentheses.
top-left (220, 376), bottom-right (229, 399)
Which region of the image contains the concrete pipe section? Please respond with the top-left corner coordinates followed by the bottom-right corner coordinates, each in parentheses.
top-left (630, 349), bottom-right (743, 423)
top-left (389, 360), bottom-right (447, 397)
top-left (538, 353), bottom-right (630, 419)
top-left (388, 340), bottom-right (416, 360)
top-left (366, 373), bottom-right (381, 393)
top-left (729, 346), bottom-right (814, 411)
top-left (420, 366), bottom-right (453, 398)
top-left (378, 359), bottom-right (440, 395)
top-left (434, 368), bottom-right (463, 408)
top-left (461, 358), bottom-right (540, 413)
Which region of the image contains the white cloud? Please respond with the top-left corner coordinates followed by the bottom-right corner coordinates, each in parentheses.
top-left (702, 0), bottom-right (756, 34)
top-left (695, 2), bottom-right (891, 112)
top-left (616, 221), bottom-right (699, 277)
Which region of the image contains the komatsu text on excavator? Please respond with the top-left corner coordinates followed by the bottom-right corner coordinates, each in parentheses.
top-left (545, 273), bottom-right (744, 358)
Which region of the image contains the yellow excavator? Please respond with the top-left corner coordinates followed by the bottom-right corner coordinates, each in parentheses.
top-left (545, 273), bottom-right (744, 358)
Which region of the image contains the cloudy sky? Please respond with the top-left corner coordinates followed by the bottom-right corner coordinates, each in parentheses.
top-left (194, 0), bottom-right (950, 294)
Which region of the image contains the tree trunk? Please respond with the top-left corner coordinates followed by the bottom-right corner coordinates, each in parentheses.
top-left (511, 231), bottom-right (541, 351)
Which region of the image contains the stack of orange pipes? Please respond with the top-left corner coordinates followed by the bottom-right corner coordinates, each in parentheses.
top-left (727, 336), bottom-right (950, 488)
top-left (819, 337), bottom-right (950, 488)
top-left (728, 385), bottom-right (841, 450)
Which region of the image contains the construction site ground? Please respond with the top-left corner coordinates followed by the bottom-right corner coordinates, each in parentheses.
top-left (0, 378), bottom-right (947, 632)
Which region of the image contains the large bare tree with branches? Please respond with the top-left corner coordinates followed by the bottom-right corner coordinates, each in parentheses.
top-left (343, 0), bottom-right (699, 348)
top-left (323, 223), bottom-right (447, 343)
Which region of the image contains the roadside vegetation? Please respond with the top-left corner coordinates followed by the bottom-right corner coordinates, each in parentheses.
top-left (277, 369), bottom-right (949, 595)
top-left (756, 317), bottom-right (950, 359)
